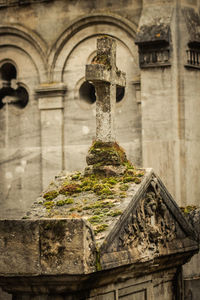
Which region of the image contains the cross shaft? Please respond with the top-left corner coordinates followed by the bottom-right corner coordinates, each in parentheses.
top-left (86, 36), bottom-right (126, 142)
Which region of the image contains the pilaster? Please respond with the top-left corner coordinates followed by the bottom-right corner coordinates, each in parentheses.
top-left (36, 83), bottom-right (66, 189)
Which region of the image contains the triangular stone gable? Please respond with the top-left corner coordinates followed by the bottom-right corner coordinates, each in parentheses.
top-left (99, 170), bottom-right (198, 269)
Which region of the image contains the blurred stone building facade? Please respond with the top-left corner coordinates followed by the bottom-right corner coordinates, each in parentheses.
top-left (0, 0), bottom-right (200, 298)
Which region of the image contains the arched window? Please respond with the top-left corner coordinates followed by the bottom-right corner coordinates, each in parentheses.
top-left (0, 62), bottom-right (29, 109)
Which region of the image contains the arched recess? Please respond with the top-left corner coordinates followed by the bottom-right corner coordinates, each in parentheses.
top-left (0, 25), bottom-right (47, 216)
top-left (0, 25), bottom-right (48, 83)
top-left (48, 13), bottom-right (141, 171)
top-left (49, 13), bottom-right (137, 81)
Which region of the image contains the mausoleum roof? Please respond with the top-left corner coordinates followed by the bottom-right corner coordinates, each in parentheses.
top-left (25, 162), bottom-right (146, 246)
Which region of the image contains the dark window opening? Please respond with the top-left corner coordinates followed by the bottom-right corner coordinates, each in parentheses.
top-left (79, 81), bottom-right (125, 104)
top-left (79, 81), bottom-right (96, 104)
top-left (0, 63), bottom-right (28, 109)
top-left (116, 86), bottom-right (125, 102)
top-left (1, 63), bottom-right (17, 82)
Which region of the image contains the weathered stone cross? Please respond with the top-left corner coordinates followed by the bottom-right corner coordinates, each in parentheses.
top-left (86, 36), bottom-right (126, 142)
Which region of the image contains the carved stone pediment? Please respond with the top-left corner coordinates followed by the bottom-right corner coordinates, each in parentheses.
top-left (99, 170), bottom-right (198, 270)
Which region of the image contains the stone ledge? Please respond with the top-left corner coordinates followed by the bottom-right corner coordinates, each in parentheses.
top-left (36, 83), bottom-right (67, 97)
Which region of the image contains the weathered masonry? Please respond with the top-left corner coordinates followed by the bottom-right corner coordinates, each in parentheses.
top-left (0, 36), bottom-right (199, 300)
top-left (1, 0), bottom-right (200, 218)
top-left (1, 0), bottom-right (200, 299)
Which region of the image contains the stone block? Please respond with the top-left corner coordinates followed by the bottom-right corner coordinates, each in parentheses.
top-left (0, 220), bottom-right (40, 276)
top-left (0, 219), bottom-right (95, 276)
top-left (40, 219), bottom-right (89, 275)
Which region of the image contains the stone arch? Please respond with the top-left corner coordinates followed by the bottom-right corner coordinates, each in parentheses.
top-left (0, 25), bottom-right (48, 83)
top-left (49, 13), bottom-right (138, 82)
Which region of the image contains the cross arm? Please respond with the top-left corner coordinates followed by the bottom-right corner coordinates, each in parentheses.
top-left (86, 64), bottom-right (126, 87)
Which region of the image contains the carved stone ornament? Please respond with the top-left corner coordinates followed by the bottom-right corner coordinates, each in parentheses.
top-left (118, 177), bottom-right (176, 256)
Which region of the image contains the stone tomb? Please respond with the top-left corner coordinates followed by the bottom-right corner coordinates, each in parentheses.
top-left (0, 37), bottom-right (198, 299)
top-left (0, 168), bottom-right (198, 299)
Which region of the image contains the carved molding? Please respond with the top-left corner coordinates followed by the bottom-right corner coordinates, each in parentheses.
top-left (118, 178), bottom-right (176, 255)
top-left (0, 0), bottom-right (50, 7)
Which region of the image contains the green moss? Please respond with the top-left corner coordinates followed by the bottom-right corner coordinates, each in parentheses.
top-left (82, 199), bottom-right (115, 212)
top-left (180, 205), bottom-right (197, 215)
top-left (81, 179), bottom-right (94, 187)
top-left (134, 177), bottom-right (141, 184)
top-left (71, 173), bottom-right (81, 180)
top-left (56, 198), bottom-right (74, 206)
top-left (119, 184), bottom-right (129, 191)
top-left (43, 190), bottom-right (58, 200)
top-left (107, 195), bottom-right (115, 199)
top-left (39, 162), bottom-right (145, 225)
top-left (125, 169), bottom-right (135, 176)
top-left (93, 183), bottom-right (104, 193)
top-left (99, 187), bottom-right (113, 196)
top-left (56, 200), bottom-right (65, 206)
top-left (92, 182), bottom-right (114, 196)
top-left (102, 177), bottom-right (118, 185)
top-left (102, 208), bottom-right (110, 213)
top-left (44, 201), bottom-right (54, 209)
top-left (94, 224), bottom-right (108, 234)
top-left (124, 161), bottom-right (134, 169)
top-left (107, 210), bottom-right (122, 217)
top-left (88, 215), bottom-right (103, 224)
top-left (69, 207), bottom-right (76, 212)
top-left (59, 183), bottom-right (81, 195)
top-left (82, 205), bottom-right (91, 210)
top-left (93, 200), bottom-right (115, 209)
top-left (123, 176), bottom-right (135, 183)
top-left (66, 198), bottom-right (74, 204)
top-left (136, 171), bottom-right (144, 177)
top-left (92, 208), bottom-right (101, 215)
top-left (119, 192), bottom-right (127, 198)
top-left (123, 176), bottom-right (141, 184)
top-left (87, 141), bottom-right (128, 166)
top-left (82, 186), bottom-right (92, 192)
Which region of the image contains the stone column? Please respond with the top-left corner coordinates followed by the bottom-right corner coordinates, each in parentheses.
top-left (36, 83), bottom-right (66, 189)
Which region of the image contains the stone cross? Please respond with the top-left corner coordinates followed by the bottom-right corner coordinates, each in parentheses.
top-left (86, 36), bottom-right (126, 142)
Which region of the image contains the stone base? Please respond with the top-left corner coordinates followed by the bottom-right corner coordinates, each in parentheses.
top-left (86, 141), bottom-right (128, 166)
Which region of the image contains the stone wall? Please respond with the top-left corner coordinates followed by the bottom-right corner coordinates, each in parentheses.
top-left (0, 0), bottom-right (142, 218)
